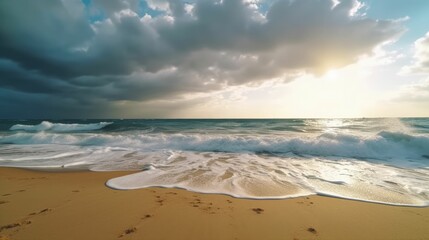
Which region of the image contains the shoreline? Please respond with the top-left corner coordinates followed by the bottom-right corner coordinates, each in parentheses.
top-left (9, 166), bottom-right (427, 207)
top-left (1, 167), bottom-right (429, 240)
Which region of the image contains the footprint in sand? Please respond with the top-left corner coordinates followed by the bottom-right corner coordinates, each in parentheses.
top-left (0, 223), bottom-right (20, 232)
top-left (28, 208), bottom-right (52, 216)
top-left (251, 208), bottom-right (264, 214)
top-left (0, 220), bottom-right (32, 232)
top-left (0, 201), bottom-right (8, 205)
top-left (38, 208), bottom-right (52, 214)
top-left (189, 199), bottom-right (202, 206)
top-left (307, 227), bottom-right (317, 234)
top-left (297, 200), bottom-right (314, 206)
top-left (119, 227), bottom-right (137, 238)
top-left (201, 206), bottom-right (216, 214)
top-left (141, 214), bottom-right (152, 220)
top-left (156, 199), bottom-right (164, 206)
top-left (155, 195), bottom-right (165, 205)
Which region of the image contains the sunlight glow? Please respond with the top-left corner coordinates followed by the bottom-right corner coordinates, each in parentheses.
top-left (319, 119), bottom-right (345, 133)
top-left (324, 69), bottom-right (340, 81)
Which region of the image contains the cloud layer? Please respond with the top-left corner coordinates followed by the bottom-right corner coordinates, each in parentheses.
top-left (0, 0), bottom-right (404, 118)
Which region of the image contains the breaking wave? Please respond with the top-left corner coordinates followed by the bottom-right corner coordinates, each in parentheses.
top-left (1, 131), bottom-right (428, 161)
top-left (10, 121), bottom-right (112, 132)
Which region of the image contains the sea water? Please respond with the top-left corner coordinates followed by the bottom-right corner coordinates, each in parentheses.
top-left (1, 118), bottom-right (428, 206)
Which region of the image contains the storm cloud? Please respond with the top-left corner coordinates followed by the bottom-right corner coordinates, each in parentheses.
top-left (0, 0), bottom-right (404, 118)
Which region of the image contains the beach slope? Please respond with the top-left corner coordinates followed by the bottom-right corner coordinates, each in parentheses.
top-left (1, 167), bottom-right (428, 240)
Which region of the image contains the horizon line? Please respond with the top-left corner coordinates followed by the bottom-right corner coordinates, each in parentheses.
top-left (1, 117), bottom-right (429, 120)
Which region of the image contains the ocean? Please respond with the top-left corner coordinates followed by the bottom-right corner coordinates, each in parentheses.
top-left (0, 118), bottom-right (428, 206)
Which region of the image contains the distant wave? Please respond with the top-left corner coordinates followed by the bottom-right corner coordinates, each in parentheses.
top-left (9, 121), bottom-right (113, 132)
top-left (1, 130), bottom-right (428, 161)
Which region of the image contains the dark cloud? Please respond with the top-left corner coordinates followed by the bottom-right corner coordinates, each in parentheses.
top-left (0, 0), bottom-right (404, 118)
top-left (0, 0), bottom-right (94, 77)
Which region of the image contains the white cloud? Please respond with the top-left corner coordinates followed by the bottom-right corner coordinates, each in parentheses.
top-left (402, 31), bottom-right (429, 74)
top-left (145, 0), bottom-right (170, 12)
top-left (393, 78), bottom-right (429, 102)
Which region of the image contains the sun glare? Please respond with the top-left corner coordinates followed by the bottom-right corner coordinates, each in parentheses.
top-left (324, 69), bottom-right (339, 81)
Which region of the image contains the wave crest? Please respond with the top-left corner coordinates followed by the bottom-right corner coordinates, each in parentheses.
top-left (1, 131), bottom-right (428, 161)
top-left (9, 121), bottom-right (112, 132)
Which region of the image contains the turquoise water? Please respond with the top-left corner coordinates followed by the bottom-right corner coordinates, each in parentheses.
top-left (1, 118), bottom-right (428, 206)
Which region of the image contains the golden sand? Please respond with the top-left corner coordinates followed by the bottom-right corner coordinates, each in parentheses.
top-left (0, 167), bottom-right (428, 240)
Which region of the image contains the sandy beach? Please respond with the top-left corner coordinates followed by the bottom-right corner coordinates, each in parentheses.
top-left (1, 167), bottom-right (428, 240)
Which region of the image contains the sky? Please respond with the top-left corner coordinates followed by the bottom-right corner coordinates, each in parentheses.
top-left (0, 0), bottom-right (428, 119)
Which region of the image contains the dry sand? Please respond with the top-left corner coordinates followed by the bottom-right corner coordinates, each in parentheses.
top-left (1, 167), bottom-right (428, 240)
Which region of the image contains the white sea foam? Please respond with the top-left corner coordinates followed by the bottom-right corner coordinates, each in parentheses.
top-left (10, 121), bottom-right (112, 132)
top-left (106, 151), bottom-right (429, 206)
top-left (1, 131), bottom-right (428, 162)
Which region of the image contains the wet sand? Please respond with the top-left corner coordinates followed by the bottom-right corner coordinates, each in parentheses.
top-left (1, 167), bottom-right (428, 240)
